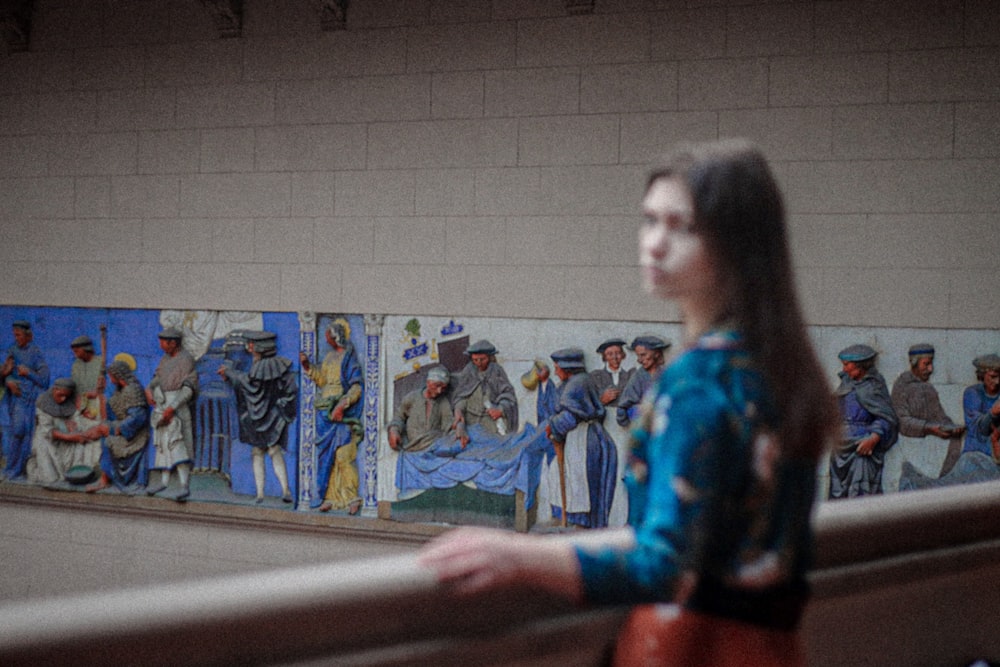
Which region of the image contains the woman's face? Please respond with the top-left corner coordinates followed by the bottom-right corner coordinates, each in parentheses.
top-left (639, 178), bottom-right (718, 304)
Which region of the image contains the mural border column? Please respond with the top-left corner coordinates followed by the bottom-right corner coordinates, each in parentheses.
top-left (297, 311), bottom-right (317, 510)
top-left (361, 314), bottom-right (384, 516)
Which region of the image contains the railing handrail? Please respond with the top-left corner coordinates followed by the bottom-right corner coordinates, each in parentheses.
top-left (1, 481), bottom-right (999, 666)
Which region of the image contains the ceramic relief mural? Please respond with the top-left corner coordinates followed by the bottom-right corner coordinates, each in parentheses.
top-left (0, 306), bottom-right (304, 509)
top-left (377, 315), bottom-right (683, 531)
top-left (1, 306), bottom-right (998, 531)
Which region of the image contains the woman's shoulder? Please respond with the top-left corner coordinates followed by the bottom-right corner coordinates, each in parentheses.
top-left (662, 335), bottom-right (769, 417)
top-left (663, 331), bottom-right (749, 384)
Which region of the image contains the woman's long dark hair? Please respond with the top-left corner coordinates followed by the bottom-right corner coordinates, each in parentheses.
top-left (648, 139), bottom-right (838, 460)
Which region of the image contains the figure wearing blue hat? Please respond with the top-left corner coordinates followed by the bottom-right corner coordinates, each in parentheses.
top-left (451, 340), bottom-right (518, 444)
top-left (544, 348), bottom-right (617, 529)
top-left (590, 338), bottom-right (633, 409)
top-left (146, 327), bottom-right (199, 502)
top-left (962, 354), bottom-right (1000, 460)
top-left (889, 344), bottom-right (965, 483)
top-left (616, 335), bottom-right (670, 428)
top-left (829, 345), bottom-right (899, 499)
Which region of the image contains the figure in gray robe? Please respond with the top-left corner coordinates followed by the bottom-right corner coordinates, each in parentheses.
top-left (590, 338), bottom-right (633, 410)
top-left (70, 335), bottom-right (104, 421)
top-left (888, 344), bottom-right (965, 485)
top-left (451, 340), bottom-right (518, 442)
top-left (388, 366), bottom-right (453, 453)
top-left (146, 327), bottom-right (198, 502)
top-left (616, 335), bottom-right (670, 428)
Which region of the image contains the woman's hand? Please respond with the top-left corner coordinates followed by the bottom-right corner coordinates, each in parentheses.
top-left (419, 528), bottom-right (529, 594)
top-left (418, 527), bottom-right (583, 601)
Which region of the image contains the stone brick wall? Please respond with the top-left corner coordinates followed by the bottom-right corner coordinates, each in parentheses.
top-left (0, 0), bottom-right (997, 327)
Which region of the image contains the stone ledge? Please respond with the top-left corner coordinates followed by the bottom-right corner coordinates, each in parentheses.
top-left (0, 481), bottom-right (444, 546)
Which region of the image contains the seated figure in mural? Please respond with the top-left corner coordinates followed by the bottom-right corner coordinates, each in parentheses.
top-left (85, 357), bottom-right (150, 494)
top-left (899, 449), bottom-right (1000, 492)
top-left (451, 340), bottom-right (519, 444)
top-left (829, 344), bottom-right (899, 499)
top-left (70, 335), bottom-right (104, 421)
top-left (26, 378), bottom-right (102, 486)
top-left (300, 319), bottom-right (363, 514)
top-left (889, 344), bottom-right (965, 482)
top-left (900, 352), bottom-right (1000, 489)
top-left (390, 366), bottom-right (543, 506)
top-left (616, 334), bottom-right (670, 428)
top-left (543, 348), bottom-right (617, 529)
top-left (146, 327), bottom-right (199, 502)
top-left (962, 354), bottom-right (1000, 461)
top-left (590, 338), bottom-right (633, 409)
top-left (1, 320), bottom-right (50, 480)
top-left (219, 331), bottom-right (296, 504)
top-left (388, 366), bottom-right (453, 454)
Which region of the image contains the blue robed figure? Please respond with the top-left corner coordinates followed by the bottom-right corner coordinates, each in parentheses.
top-left (1, 321), bottom-right (50, 479)
top-left (303, 319), bottom-right (364, 513)
top-left (94, 359), bottom-right (151, 493)
top-left (546, 348), bottom-right (618, 529)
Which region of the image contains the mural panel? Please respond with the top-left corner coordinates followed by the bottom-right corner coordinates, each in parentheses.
top-left (0, 306), bottom-right (303, 508)
top-left (378, 315), bottom-right (683, 531)
top-left (1, 306), bottom-right (997, 531)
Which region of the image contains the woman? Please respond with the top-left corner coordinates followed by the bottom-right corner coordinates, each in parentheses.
top-left (420, 140), bottom-right (839, 666)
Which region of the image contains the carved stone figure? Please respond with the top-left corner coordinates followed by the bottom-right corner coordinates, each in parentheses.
top-left (388, 366), bottom-right (453, 453)
top-left (616, 334), bottom-right (670, 428)
top-left (85, 358), bottom-right (150, 494)
top-left (521, 359), bottom-right (558, 425)
top-left (70, 335), bottom-right (105, 421)
top-left (451, 339), bottom-right (519, 443)
top-left (219, 331), bottom-right (296, 503)
top-left (829, 344), bottom-right (899, 499)
top-left (25, 378), bottom-right (102, 487)
top-left (145, 327), bottom-right (199, 502)
top-left (1, 320), bottom-right (50, 480)
top-left (590, 338), bottom-right (633, 409)
top-left (591, 337), bottom-right (635, 528)
top-left (301, 318), bottom-right (363, 514)
top-left (962, 354), bottom-right (1000, 461)
top-left (887, 344), bottom-right (965, 487)
top-left (544, 348), bottom-right (617, 529)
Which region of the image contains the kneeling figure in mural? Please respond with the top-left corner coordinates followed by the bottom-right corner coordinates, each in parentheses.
top-left (26, 378), bottom-right (102, 487)
top-left (85, 358), bottom-right (151, 494)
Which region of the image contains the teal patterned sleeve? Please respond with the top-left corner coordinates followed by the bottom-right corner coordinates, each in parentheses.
top-left (575, 358), bottom-right (730, 604)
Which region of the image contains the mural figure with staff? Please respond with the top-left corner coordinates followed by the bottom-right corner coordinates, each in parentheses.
top-left (544, 348), bottom-right (617, 529)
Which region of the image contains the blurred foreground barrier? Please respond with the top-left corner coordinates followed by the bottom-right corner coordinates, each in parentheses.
top-left (1, 481), bottom-right (999, 666)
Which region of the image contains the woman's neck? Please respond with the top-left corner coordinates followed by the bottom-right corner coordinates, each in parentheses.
top-left (679, 295), bottom-right (730, 345)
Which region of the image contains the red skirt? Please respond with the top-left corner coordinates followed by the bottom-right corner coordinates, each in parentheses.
top-left (613, 604), bottom-right (806, 667)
